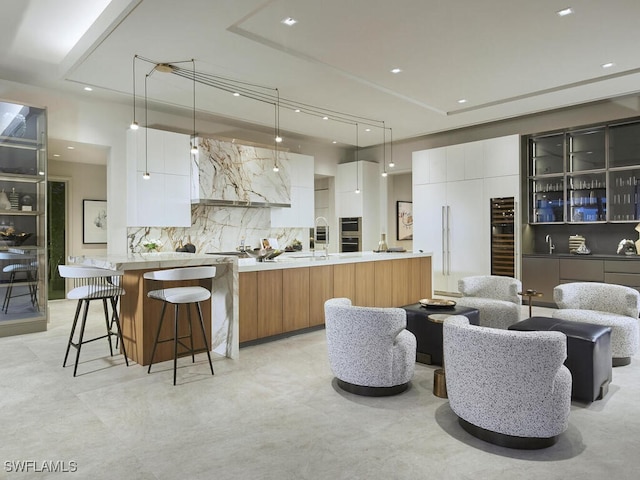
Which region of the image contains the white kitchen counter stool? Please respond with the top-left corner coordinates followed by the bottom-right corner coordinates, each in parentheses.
top-left (144, 266), bottom-right (216, 385)
top-left (58, 265), bottom-right (129, 377)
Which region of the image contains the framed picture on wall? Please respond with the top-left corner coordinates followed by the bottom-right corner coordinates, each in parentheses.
top-left (83, 199), bottom-right (107, 244)
top-left (397, 201), bottom-right (413, 241)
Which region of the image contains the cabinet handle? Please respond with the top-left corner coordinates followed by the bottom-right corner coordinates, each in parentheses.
top-left (441, 206), bottom-right (446, 274)
top-left (446, 205), bottom-right (451, 275)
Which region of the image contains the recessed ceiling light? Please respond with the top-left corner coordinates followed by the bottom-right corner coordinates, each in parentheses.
top-left (365, 128), bottom-right (371, 132)
top-left (457, 99), bottom-right (468, 104)
top-left (601, 62), bottom-right (615, 69)
top-left (233, 92), bottom-right (240, 97)
top-left (67, 146), bottom-right (75, 150)
top-left (281, 17), bottom-right (297, 26)
top-left (53, 154), bottom-right (60, 157)
top-left (390, 68), bottom-right (402, 74)
top-left (322, 116), bottom-right (329, 120)
top-left (294, 109), bottom-right (301, 113)
top-left (332, 140), bottom-right (337, 144)
top-left (557, 7), bottom-right (573, 16)
top-left (83, 86), bottom-right (93, 91)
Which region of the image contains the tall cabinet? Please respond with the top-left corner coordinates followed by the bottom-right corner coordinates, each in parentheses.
top-left (0, 101), bottom-right (48, 337)
top-left (413, 135), bottom-right (520, 295)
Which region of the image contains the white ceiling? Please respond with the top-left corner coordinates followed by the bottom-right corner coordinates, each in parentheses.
top-left (3, 0), bottom-right (640, 152)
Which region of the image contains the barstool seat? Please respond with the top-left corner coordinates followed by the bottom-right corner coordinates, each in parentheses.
top-left (59, 265), bottom-right (129, 376)
top-left (147, 286), bottom-right (210, 304)
top-left (1, 253), bottom-right (39, 314)
top-left (144, 266), bottom-right (216, 385)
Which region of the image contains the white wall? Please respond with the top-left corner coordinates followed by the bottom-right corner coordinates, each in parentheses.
top-left (386, 173), bottom-right (413, 249)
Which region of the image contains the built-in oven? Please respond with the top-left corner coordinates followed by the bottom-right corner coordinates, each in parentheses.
top-left (340, 236), bottom-right (361, 252)
top-left (340, 217), bottom-right (362, 252)
top-left (340, 217), bottom-right (361, 233)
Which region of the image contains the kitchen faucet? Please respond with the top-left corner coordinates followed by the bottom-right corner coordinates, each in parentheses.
top-left (314, 217), bottom-right (329, 260)
top-left (545, 235), bottom-right (555, 254)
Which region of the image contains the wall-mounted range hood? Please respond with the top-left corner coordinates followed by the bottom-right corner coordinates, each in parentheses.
top-left (191, 138), bottom-right (291, 208)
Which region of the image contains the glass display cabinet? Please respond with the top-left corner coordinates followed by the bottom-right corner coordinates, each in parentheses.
top-left (0, 100), bottom-right (47, 337)
top-left (529, 133), bottom-right (565, 223)
top-left (528, 119), bottom-right (640, 225)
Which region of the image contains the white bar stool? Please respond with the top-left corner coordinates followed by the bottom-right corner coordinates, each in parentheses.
top-left (58, 265), bottom-right (129, 376)
top-left (0, 252), bottom-right (39, 314)
top-left (144, 266), bottom-right (216, 385)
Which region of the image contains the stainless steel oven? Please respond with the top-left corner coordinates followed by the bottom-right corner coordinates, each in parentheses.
top-left (340, 236), bottom-right (361, 252)
top-left (340, 217), bottom-right (361, 252)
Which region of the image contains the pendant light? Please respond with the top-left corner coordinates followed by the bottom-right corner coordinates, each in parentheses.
top-left (381, 122), bottom-right (388, 177)
top-left (355, 123), bottom-right (360, 194)
top-left (190, 59), bottom-right (198, 155)
top-left (273, 92), bottom-right (280, 172)
top-left (130, 55), bottom-right (139, 130)
top-left (142, 72), bottom-right (150, 179)
top-left (388, 127), bottom-right (395, 168)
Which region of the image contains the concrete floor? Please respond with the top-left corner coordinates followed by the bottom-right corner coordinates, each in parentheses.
top-left (1, 299), bottom-right (639, 479)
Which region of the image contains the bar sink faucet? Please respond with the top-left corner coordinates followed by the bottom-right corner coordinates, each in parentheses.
top-left (545, 235), bottom-right (555, 254)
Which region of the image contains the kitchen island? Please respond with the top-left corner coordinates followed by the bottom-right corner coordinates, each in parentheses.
top-left (70, 251), bottom-right (433, 364)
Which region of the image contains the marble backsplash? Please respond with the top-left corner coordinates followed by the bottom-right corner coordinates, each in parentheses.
top-left (127, 204), bottom-right (308, 254)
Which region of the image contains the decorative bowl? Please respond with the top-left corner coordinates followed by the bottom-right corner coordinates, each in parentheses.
top-left (0, 232), bottom-right (32, 246)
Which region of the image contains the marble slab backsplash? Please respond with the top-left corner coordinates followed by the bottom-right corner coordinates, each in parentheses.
top-left (192, 138), bottom-right (291, 205)
top-left (127, 204), bottom-right (308, 254)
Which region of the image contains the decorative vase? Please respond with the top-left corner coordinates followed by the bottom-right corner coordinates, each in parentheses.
top-left (9, 188), bottom-right (19, 210)
top-left (0, 190), bottom-right (11, 210)
top-left (377, 233), bottom-right (388, 252)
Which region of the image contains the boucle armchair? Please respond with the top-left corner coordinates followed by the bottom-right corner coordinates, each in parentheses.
top-left (324, 298), bottom-right (417, 396)
top-left (443, 315), bottom-right (571, 449)
top-left (457, 275), bottom-right (522, 329)
top-left (553, 282), bottom-right (640, 366)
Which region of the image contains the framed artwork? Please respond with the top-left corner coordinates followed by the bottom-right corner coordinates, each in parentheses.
top-left (397, 201), bottom-right (413, 241)
top-left (83, 200), bottom-right (107, 244)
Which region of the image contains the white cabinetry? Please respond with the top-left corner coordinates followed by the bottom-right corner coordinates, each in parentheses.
top-left (270, 153), bottom-right (314, 228)
top-left (126, 128), bottom-right (191, 227)
top-left (336, 161), bottom-right (380, 251)
top-left (413, 135), bottom-right (520, 294)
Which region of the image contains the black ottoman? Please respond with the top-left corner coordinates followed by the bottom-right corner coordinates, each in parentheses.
top-left (402, 304), bottom-right (480, 366)
top-left (509, 316), bottom-right (612, 402)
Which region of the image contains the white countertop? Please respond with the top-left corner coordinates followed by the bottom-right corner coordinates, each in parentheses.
top-left (237, 250), bottom-right (432, 272)
top-left (69, 250), bottom-right (432, 272)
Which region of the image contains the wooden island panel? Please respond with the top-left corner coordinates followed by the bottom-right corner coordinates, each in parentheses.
top-left (283, 267), bottom-right (310, 332)
top-left (309, 265), bottom-right (333, 327)
top-left (355, 261), bottom-right (376, 306)
top-left (239, 271), bottom-right (258, 342)
top-left (257, 269), bottom-right (283, 338)
top-left (333, 263), bottom-right (355, 300)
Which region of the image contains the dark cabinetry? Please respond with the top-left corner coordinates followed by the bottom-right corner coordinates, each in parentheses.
top-left (522, 255), bottom-right (640, 306)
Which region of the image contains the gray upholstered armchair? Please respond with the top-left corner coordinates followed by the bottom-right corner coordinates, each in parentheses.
top-left (456, 275), bottom-right (522, 329)
top-left (553, 282), bottom-right (640, 366)
top-left (324, 298), bottom-right (416, 396)
top-left (443, 315), bottom-right (572, 449)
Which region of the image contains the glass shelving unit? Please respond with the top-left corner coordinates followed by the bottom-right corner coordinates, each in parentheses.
top-left (0, 100), bottom-right (47, 337)
top-left (528, 118), bottom-right (640, 225)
